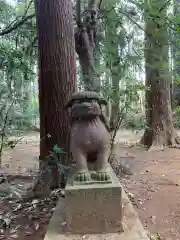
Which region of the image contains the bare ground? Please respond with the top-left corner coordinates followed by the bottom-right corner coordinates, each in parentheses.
top-left (1, 130), bottom-right (180, 239)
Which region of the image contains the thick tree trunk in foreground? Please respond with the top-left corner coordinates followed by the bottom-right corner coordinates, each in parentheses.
top-left (33, 0), bottom-right (76, 195)
top-left (141, 0), bottom-right (179, 150)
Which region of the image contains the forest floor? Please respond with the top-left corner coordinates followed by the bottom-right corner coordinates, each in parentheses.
top-left (1, 130), bottom-right (180, 239)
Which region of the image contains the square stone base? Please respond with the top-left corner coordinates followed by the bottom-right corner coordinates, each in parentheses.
top-left (65, 164), bottom-right (122, 234)
top-left (44, 185), bottom-right (149, 240)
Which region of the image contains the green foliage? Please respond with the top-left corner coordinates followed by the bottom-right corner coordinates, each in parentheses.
top-left (0, 0), bottom-right (38, 138)
top-left (173, 106), bottom-right (180, 128)
top-left (0, 0), bottom-right (177, 148)
top-left (52, 144), bottom-right (65, 154)
top-left (123, 111), bottom-right (145, 130)
top-left (47, 146), bottom-right (70, 177)
top-left (97, 0), bottom-right (146, 132)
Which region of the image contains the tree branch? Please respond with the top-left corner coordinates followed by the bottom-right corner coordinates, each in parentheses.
top-left (98, 0), bottom-right (102, 9)
top-left (0, 13), bottom-right (35, 36)
top-left (23, 0), bottom-right (34, 16)
top-left (76, 0), bottom-right (82, 27)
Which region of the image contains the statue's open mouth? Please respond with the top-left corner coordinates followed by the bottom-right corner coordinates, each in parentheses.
top-left (82, 106), bottom-right (93, 113)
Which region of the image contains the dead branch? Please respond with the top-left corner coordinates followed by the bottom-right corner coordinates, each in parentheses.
top-left (98, 0), bottom-right (103, 9)
top-left (0, 0), bottom-right (34, 36)
top-left (109, 103), bottom-right (128, 162)
top-left (23, 0), bottom-right (34, 16)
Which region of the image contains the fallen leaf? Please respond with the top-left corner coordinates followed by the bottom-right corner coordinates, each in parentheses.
top-left (137, 199), bottom-right (143, 205)
top-left (34, 222), bottom-right (40, 230)
top-left (13, 204), bottom-right (22, 212)
top-left (10, 228), bottom-right (17, 234)
top-left (150, 215), bottom-right (156, 223)
top-left (10, 234), bottom-right (18, 238)
top-left (32, 199), bottom-right (39, 205)
top-left (25, 231), bottom-right (33, 236)
top-left (127, 192), bottom-right (134, 198)
top-left (61, 222), bottom-right (67, 226)
top-left (14, 225), bottom-right (21, 230)
top-left (0, 217), bottom-right (11, 228)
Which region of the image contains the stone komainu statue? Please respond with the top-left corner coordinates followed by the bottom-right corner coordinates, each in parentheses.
top-left (66, 91), bottom-right (110, 182)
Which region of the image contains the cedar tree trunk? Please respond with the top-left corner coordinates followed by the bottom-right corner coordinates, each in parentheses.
top-left (33, 0), bottom-right (76, 195)
top-left (141, 0), bottom-right (179, 150)
top-left (75, 0), bottom-right (100, 92)
top-left (172, 0), bottom-right (180, 107)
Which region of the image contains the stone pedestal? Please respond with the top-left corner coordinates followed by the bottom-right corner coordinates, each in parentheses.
top-left (44, 184), bottom-right (150, 240)
top-left (65, 164), bottom-right (123, 234)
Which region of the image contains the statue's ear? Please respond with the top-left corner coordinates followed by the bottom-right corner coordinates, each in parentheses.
top-left (99, 97), bottom-right (107, 105)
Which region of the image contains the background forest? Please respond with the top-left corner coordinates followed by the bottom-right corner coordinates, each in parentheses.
top-left (1, 1), bottom-right (180, 239)
top-left (0, 0), bottom-right (180, 161)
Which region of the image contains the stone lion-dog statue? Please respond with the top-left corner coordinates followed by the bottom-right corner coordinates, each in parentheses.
top-left (66, 91), bottom-right (111, 182)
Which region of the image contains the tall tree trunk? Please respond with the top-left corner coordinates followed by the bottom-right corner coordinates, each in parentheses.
top-left (33, 0), bottom-right (76, 196)
top-left (104, 6), bottom-right (122, 131)
top-left (75, 0), bottom-right (100, 92)
top-left (110, 72), bottom-right (120, 130)
top-left (172, 0), bottom-right (180, 107)
top-left (141, 0), bottom-right (179, 150)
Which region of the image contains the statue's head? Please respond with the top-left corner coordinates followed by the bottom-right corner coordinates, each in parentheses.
top-left (66, 91), bottom-right (107, 120)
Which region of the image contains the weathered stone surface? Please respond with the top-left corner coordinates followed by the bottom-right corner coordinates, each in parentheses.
top-left (44, 184), bottom-right (149, 240)
top-left (65, 164), bottom-right (122, 234)
top-left (67, 90), bottom-right (110, 183)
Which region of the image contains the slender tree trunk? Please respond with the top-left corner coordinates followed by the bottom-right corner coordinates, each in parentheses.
top-left (141, 0), bottom-right (179, 150)
top-left (104, 9), bottom-right (121, 131)
top-left (33, 0), bottom-right (76, 195)
top-left (110, 74), bottom-right (120, 130)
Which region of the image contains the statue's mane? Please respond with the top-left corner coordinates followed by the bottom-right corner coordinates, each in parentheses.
top-left (65, 91), bottom-right (107, 108)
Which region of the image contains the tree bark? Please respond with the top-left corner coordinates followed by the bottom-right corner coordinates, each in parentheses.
top-left (75, 0), bottom-right (100, 92)
top-left (172, 0), bottom-right (180, 107)
top-left (141, 0), bottom-right (179, 150)
top-left (34, 0), bottom-right (76, 193)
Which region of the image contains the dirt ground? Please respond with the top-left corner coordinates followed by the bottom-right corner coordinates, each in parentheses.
top-left (1, 130), bottom-right (180, 239)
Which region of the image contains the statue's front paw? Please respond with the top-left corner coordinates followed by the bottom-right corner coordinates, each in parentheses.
top-left (75, 170), bottom-right (91, 182)
top-left (96, 170), bottom-right (110, 181)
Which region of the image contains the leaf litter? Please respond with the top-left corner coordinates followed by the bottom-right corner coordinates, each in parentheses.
top-left (0, 180), bottom-right (61, 239)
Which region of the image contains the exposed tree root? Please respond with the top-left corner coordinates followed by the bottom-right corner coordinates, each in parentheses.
top-left (147, 144), bottom-right (164, 152)
top-left (141, 128), bottom-right (180, 151)
top-left (0, 171), bottom-right (64, 201)
top-left (23, 156), bottom-right (68, 200)
top-left (24, 169), bottom-right (59, 200)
